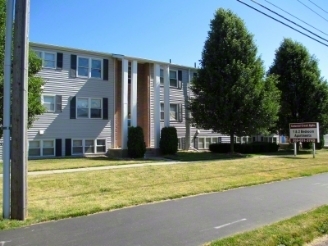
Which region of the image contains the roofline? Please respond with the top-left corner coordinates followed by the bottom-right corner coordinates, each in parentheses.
top-left (30, 42), bottom-right (197, 70)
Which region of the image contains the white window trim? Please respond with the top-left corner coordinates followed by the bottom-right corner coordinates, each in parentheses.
top-left (28, 139), bottom-right (56, 157)
top-left (160, 102), bottom-right (179, 121)
top-left (34, 50), bottom-right (57, 69)
top-left (76, 97), bottom-right (103, 119)
top-left (169, 69), bottom-right (178, 88)
top-left (42, 94), bottom-right (56, 113)
top-left (77, 56), bottom-right (103, 79)
top-left (72, 139), bottom-right (107, 155)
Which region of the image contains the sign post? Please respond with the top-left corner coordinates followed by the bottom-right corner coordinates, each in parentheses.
top-left (289, 122), bottom-right (319, 158)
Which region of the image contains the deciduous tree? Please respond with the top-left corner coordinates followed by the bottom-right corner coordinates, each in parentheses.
top-left (0, 0), bottom-right (45, 137)
top-left (268, 38), bottom-right (328, 144)
top-left (189, 8), bottom-right (280, 152)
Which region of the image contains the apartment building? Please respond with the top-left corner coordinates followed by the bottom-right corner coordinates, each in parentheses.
top-left (0, 42), bottom-right (279, 159)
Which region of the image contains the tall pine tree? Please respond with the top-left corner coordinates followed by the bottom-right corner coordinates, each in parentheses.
top-left (189, 8), bottom-right (280, 152)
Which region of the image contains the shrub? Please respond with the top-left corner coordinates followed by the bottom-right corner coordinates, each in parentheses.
top-left (209, 142), bottom-right (279, 154)
top-left (160, 127), bottom-right (178, 155)
top-left (302, 142), bottom-right (312, 149)
top-left (316, 135), bottom-right (325, 150)
top-left (127, 126), bottom-right (146, 158)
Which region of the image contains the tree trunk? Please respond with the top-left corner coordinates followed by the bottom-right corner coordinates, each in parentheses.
top-left (230, 131), bottom-right (234, 153)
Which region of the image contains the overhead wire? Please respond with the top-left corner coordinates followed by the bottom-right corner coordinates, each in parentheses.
top-left (250, 0), bottom-right (328, 43)
top-left (307, 0), bottom-right (328, 15)
top-left (236, 0), bottom-right (328, 48)
top-left (296, 0), bottom-right (328, 23)
top-left (264, 0), bottom-right (328, 36)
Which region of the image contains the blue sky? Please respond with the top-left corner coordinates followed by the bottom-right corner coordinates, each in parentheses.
top-left (30, 0), bottom-right (328, 79)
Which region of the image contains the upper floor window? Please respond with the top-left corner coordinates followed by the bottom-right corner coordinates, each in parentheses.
top-left (42, 95), bottom-right (55, 112)
top-left (160, 103), bottom-right (178, 121)
top-left (160, 69), bottom-right (164, 84)
top-left (77, 97), bottom-right (102, 119)
top-left (34, 50), bottom-right (56, 69)
top-left (169, 70), bottom-right (178, 87)
top-left (77, 57), bottom-right (102, 79)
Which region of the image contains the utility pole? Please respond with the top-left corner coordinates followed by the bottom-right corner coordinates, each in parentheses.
top-left (11, 0), bottom-right (30, 220)
top-left (3, 0), bottom-right (14, 219)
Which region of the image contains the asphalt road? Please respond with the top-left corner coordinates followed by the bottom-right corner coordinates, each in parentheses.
top-left (1, 173), bottom-right (328, 246)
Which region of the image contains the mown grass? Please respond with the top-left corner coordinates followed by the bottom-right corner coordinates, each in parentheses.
top-left (0, 157), bottom-right (159, 174)
top-left (166, 149), bottom-right (315, 161)
top-left (206, 205), bottom-right (328, 246)
top-left (0, 151), bottom-right (328, 230)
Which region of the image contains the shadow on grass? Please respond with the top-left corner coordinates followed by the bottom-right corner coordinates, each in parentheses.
top-left (165, 149), bottom-right (323, 162)
top-left (164, 152), bottom-right (252, 162)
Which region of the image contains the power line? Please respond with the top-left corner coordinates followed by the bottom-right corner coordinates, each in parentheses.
top-left (308, 0), bottom-right (328, 15)
top-left (297, 0), bottom-right (328, 23)
top-left (236, 0), bottom-right (328, 48)
top-left (264, 0), bottom-right (328, 37)
top-left (250, 0), bottom-right (328, 43)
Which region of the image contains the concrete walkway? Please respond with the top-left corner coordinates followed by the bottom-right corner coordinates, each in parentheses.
top-left (0, 154), bottom-right (298, 177)
top-left (0, 160), bottom-right (183, 177)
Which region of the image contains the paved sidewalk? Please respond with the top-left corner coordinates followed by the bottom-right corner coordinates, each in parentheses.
top-left (1, 172), bottom-right (328, 246)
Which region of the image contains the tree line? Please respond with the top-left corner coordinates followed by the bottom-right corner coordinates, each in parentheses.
top-left (189, 8), bottom-right (328, 152)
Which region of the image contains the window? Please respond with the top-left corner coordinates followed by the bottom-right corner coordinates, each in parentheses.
top-left (205, 138), bottom-right (211, 149)
top-left (198, 138), bottom-right (205, 149)
top-left (77, 98), bottom-right (102, 119)
top-left (160, 103), bottom-right (178, 121)
top-left (84, 140), bottom-right (94, 153)
top-left (28, 140), bottom-right (55, 157)
top-left (160, 69), bottom-right (164, 84)
top-left (96, 139), bottom-right (106, 153)
top-left (72, 139), bottom-right (106, 155)
top-left (43, 95), bottom-right (55, 112)
top-left (170, 104), bottom-right (178, 121)
top-left (212, 138), bottom-right (218, 144)
top-left (29, 141), bottom-right (41, 157)
top-left (77, 57), bottom-right (102, 78)
top-left (128, 62), bottom-right (132, 84)
top-left (169, 70), bottom-right (178, 87)
top-left (34, 50), bottom-right (56, 68)
top-left (273, 137), bottom-right (277, 143)
top-left (218, 137), bottom-right (222, 143)
top-left (43, 140), bottom-right (55, 156)
top-left (72, 140), bottom-right (83, 154)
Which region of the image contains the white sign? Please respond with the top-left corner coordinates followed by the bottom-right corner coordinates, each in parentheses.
top-left (289, 122), bottom-right (320, 143)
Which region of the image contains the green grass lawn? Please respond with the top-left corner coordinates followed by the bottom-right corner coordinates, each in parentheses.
top-left (1, 150), bottom-right (328, 230)
top-left (165, 149), bottom-right (317, 161)
top-left (206, 205), bottom-right (328, 246)
top-left (0, 157), bottom-right (160, 174)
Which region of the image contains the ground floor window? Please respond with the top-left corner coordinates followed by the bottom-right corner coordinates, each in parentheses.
top-left (197, 137), bottom-right (219, 149)
top-left (72, 139), bottom-right (107, 155)
top-left (28, 139), bottom-right (55, 157)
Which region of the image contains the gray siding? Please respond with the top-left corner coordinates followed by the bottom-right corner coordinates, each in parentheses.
top-left (27, 45), bottom-right (115, 157)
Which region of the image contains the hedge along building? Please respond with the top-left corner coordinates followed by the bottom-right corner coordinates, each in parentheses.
top-left (0, 42), bottom-right (279, 160)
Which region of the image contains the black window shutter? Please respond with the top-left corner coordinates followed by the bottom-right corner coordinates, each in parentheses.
top-left (70, 96), bottom-right (76, 119)
top-left (56, 139), bottom-right (62, 156)
top-left (103, 59), bottom-right (109, 80)
top-left (103, 98), bottom-right (108, 120)
top-left (178, 70), bottom-right (182, 89)
top-left (65, 139), bottom-right (71, 156)
top-left (70, 54), bottom-right (77, 78)
top-left (56, 95), bottom-right (62, 112)
top-left (57, 53), bottom-right (63, 69)
top-left (193, 72), bottom-right (197, 77)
